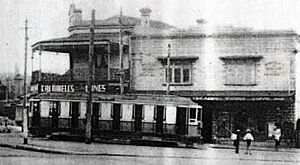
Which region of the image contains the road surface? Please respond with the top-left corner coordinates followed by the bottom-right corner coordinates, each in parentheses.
top-left (0, 145), bottom-right (299, 165)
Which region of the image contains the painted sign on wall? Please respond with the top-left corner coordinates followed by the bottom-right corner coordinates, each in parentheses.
top-left (264, 61), bottom-right (286, 76)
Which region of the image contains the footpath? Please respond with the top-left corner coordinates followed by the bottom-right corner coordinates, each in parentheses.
top-left (0, 133), bottom-right (300, 156)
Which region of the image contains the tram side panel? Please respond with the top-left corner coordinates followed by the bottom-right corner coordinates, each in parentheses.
top-left (29, 100), bottom-right (203, 139)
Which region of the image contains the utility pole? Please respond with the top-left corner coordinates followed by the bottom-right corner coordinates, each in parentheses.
top-left (166, 44), bottom-right (171, 95)
top-left (85, 9), bottom-right (95, 144)
top-left (23, 19), bottom-right (29, 144)
top-left (119, 8), bottom-right (124, 95)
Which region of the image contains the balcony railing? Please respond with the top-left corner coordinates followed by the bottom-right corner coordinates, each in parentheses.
top-left (31, 68), bottom-right (130, 84)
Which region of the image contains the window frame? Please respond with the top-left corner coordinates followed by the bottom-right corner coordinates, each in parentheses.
top-left (164, 64), bottom-right (192, 85)
top-left (153, 106), bottom-right (166, 121)
top-left (189, 108), bottom-right (202, 123)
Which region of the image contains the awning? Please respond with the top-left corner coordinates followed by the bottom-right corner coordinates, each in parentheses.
top-left (32, 34), bottom-right (122, 53)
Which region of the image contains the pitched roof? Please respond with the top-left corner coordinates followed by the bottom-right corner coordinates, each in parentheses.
top-left (80, 15), bottom-right (176, 30)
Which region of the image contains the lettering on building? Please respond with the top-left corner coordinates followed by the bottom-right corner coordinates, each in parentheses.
top-left (264, 61), bottom-right (286, 76)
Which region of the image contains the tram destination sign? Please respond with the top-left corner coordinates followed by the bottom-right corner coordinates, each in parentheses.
top-left (31, 83), bottom-right (124, 93)
top-left (31, 82), bottom-right (129, 94)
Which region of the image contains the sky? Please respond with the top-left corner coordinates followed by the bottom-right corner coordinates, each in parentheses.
top-left (0, 0), bottom-right (299, 75)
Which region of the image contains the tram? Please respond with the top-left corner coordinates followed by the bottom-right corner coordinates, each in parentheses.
top-left (29, 93), bottom-right (203, 143)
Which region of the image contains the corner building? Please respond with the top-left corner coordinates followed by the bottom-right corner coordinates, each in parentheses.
top-left (29, 4), bottom-right (298, 143)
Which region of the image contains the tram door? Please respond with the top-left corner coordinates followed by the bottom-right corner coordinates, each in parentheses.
top-left (134, 105), bottom-right (143, 132)
top-left (176, 107), bottom-right (188, 135)
top-left (31, 102), bottom-right (41, 127)
top-left (70, 102), bottom-right (80, 128)
top-left (50, 101), bottom-right (59, 130)
top-left (92, 103), bottom-right (100, 130)
top-left (156, 106), bottom-right (164, 134)
top-left (112, 104), bottom-right (121, 131)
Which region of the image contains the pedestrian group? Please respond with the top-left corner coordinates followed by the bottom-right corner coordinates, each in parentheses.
top-left (231, 126), bottom-right (281, 154)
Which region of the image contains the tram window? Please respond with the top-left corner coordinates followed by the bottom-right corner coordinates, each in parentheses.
top-left (49, 101), bottom-right (60, 116)
top-left (154, 106), bottom-right (166, 121)
top-left (189, 108), bottom-right (197, 122)
top-left (132, 105), bottom-right (144, 120)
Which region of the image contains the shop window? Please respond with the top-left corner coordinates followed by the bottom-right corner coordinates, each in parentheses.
top-left (165, 65), bottom-right (192, 85)
top-left (153, 106), bottom-right (166, 121)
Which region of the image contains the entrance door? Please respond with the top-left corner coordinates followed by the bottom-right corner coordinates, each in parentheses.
top-left (156, 106), bottom-right (164, 134)
top-left (112, 104), bottom-right (121, 131)
top-left (134, 105), bottom-right (143, 132)
top-left (176, 107), bottom-right (188, 135)
top-left (50, 101), bottom-right (59, 131)
top-left (92, 103), bottom-right (100, 130)
top-left (32, 102), bottom-right (41, 127)
top-left (70, 102), bottom-right (80, 128)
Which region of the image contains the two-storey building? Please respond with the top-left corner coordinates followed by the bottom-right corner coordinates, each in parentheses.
top-left (29, 4), bottom-right (298, 143)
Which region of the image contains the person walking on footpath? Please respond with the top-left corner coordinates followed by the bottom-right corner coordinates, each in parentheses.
top-left (273, 126), bottom-right (281, 151)
top-left (243, 128), bottom-right (254, 155)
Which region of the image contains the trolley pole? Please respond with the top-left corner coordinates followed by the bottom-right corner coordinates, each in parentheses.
top-left (119, 9), bottom-right (124, 95)
top-left (166, 44), bottom-right (171, 95)
top-left (85, 9), bottom-right (95, 144)
top-left (23, 19), bottom-right (29, 144)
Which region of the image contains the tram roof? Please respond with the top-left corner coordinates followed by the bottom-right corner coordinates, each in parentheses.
top-left (30, 93), bottom-right (201, 108)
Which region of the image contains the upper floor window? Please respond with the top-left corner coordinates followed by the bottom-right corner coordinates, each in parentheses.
top-left (220, 56), bottom-right (262, 86)
top-left (157, 56), bottom-right (198, 86)
top-left (165, 65), bottom-right (192, 84)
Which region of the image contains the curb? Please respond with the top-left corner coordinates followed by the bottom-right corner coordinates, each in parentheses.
top-left (210, 145), bottom-right (300, 153)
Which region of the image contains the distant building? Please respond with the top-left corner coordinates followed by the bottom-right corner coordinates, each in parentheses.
top-left (0, 80), bottom-right (7, 100)
top-left (29, 4), bottom-right (298, 143)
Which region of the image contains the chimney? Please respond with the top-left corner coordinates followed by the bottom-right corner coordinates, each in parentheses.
top-left (69, 4), bottom-right (82, 27)
top-left (139, 8), bottom-right (152, 27)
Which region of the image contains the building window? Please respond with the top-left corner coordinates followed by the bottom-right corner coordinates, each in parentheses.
top-left (165, 65), bottom-right (192, 85)
top-left (221, 56), bottom-right (262, 86)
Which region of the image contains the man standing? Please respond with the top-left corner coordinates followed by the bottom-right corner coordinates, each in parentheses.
top-left (273, 126), bottom-right (281, 151)
top-left (234, 129), bottom-right (241, 154)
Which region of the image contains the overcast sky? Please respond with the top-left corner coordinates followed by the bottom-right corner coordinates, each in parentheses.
top-left (0, 0), bottom-right (299, 74)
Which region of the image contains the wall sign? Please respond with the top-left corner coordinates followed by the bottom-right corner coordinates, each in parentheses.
top-left (264, 61), bottom-right (286, 76)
